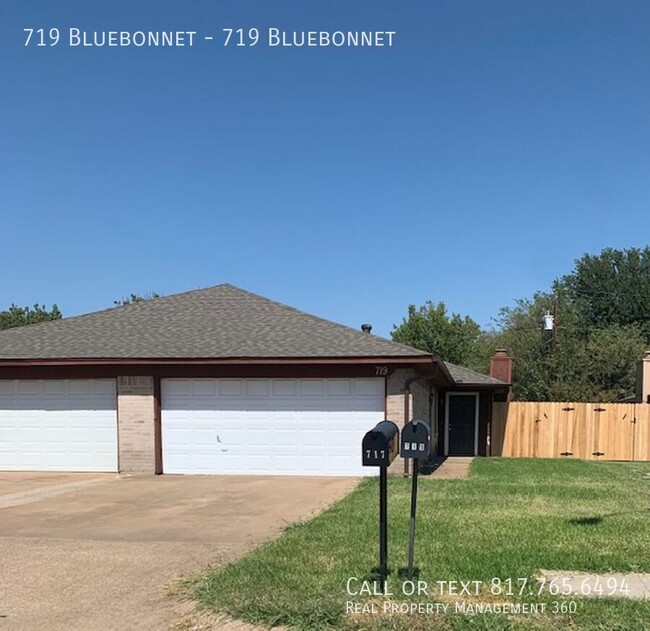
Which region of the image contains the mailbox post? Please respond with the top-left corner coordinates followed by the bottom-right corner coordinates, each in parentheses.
top-left (362, 420), bottom-right (399, 588)
top-left (400, 419), bottom-right (431, 580)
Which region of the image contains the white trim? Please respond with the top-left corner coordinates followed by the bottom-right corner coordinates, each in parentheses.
top-left (444, 392), bottom-right (479, 456)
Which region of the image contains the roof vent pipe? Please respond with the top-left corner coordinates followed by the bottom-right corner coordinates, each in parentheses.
top-left (361, 324), bottom-right (372, 334)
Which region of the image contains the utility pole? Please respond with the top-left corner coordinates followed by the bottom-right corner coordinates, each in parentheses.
top-left (551, 288), bottom-right (558, 355)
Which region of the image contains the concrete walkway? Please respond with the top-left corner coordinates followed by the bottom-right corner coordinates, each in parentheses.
top-left (426, 457), bottom-right (474, 479)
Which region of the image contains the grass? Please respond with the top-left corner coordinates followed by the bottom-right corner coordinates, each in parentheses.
top-left (188, 459), bottom-right (650, 630)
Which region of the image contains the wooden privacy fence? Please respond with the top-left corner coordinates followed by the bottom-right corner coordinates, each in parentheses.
top-left (491, 402), bottom-right (650, 461)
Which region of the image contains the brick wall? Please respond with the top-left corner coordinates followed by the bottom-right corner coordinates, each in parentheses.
top-left (386, 369), bottom-right (413, 474)
top-left (386, 370), bottom-right (438, 474)
top-left (117, 376), bottom-right (156, 473)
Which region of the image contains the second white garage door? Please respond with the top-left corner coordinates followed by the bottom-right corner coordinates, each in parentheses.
top-left (161, 378), bottom-right (384, 476)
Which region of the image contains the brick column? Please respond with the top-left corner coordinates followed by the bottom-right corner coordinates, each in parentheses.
top-left (117, 376), bottom-right (156, 473)
top-left (386, 368), bottom-right (414, 474)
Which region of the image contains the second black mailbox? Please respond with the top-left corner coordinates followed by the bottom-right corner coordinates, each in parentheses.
top-left (362, 421), bottom-right (399, 467)
top-left (400, 419), bottom-right (431, 459)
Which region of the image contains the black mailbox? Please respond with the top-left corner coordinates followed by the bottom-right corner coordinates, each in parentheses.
top-left (362, 420), bottom-right (399, 467)
top-left (400, 419), bottom-right (431, 459)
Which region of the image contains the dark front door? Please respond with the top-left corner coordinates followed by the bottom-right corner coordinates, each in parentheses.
top-left (447, 394), bottom-right (477, 456)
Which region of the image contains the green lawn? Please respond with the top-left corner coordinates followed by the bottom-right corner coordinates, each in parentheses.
top-left (188, 459), bottom-right (650, 630)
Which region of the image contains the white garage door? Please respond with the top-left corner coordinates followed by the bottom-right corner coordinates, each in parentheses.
top-left (0, 379), bottom-right (118, 472)
top-left (162, 378), bottom-right (384, 476)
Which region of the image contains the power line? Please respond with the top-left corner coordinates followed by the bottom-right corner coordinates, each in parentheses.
top-left (557, 287), bottom-right (650, 298)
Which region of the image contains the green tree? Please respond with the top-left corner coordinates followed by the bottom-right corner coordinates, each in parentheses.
top-left (583, 324), bottom-right (647, 401)
top-left (493, 265), bottom-right (647, 401)
top-left (391, 301), bottom-right (482, 366)
top-left (493, 288), bottom-right (590, 400)
top-left (563, 246), bottom-right (650, 339)
top-left (113, 292), bottom-right (160, 306)
top-left (392, 248), bottom-right (649, 401)
top-left (0, 304), bottom-right (62, 330)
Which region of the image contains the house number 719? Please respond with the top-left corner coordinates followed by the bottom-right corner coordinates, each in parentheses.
top-left (375, 366), bottom-right (388, 376)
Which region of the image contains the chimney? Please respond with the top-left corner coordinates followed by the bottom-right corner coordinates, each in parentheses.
top-left (361, 323), bottom-right (372, 334)
top-left (489, 349), bottom-right (513, 384)
top-left (636, 351), bottom-right (650, 403)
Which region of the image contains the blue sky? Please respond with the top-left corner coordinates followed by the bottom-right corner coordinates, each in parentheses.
top-left (1, 1), bottom-right (649, 338)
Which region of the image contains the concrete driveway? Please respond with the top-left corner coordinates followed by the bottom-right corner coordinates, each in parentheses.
top-left (0, 473), bottom-right (358, 631)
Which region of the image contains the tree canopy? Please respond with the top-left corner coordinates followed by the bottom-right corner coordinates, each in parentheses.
top-left (392, 247), bottom-right (650, 402)
top-left (0, 291), bottom-right (161, 331)
top-left (492, 286), bottom-right (646, 401)
top-left (113, 292), bottom-right (160, 306)
top-left (391, 301), bottom-right (483, 367)
top-left (0, 304), bottom-right (62, 330)
top-left (563, 246), bottom-right (650, 338)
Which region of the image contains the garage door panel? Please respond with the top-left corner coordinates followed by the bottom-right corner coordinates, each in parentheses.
top-left (272, 380), bottom-right (297, 396)
top-left (191, 380), bottom-right (217, 396)
top-left (0, 379), bottom-right (117, 472)
top-left (43, 380), bottom-right (68, 395)
top-left (17, 381), bottom-right (42, 395)
top-left (354, 379), bottom-right (385, 396)
top-left (248, 432), bottom-right (273, 446)
top-left (244, 418), bottom-right (273, 431)
top-left (219, 429), bottom-right (243, 444)
top-left (327, 429), bottom-right (353, 446)
top-left (0, 399), bottom-right (115, 413)
top-left (218, 380), bottom-right (243, 396)
top-left (94, 380), bottom-right (117, 395)
top-left (299, 444), bottom-right (328, 457)
top-left (244, 380), bottom-right (269, 396)
top-left (275, 455), bottom-right (297, 470)
top-left (299, 430), bottom-right (324, 446)
top-left (164, 379), bottom-right (191, 396)
top-left (298, 380), bottom-right (326, 396)
top-left (69, 380), bottom-right (95, 395)
top-left (0, 382), bottom-right (14, 396)
top-left (162, 378), bottom-right (383, 476)
top-left (327, 380), bottom-right (352, 395)
top-left (248, 458), bottom-right (272, 472)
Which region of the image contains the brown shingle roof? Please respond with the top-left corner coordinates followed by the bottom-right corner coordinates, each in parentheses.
top-left (0, 284), bottom-right (430, 360)
top-left (444, 362), bottom-right (508, 386)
